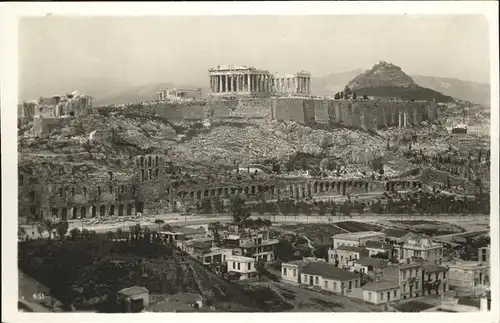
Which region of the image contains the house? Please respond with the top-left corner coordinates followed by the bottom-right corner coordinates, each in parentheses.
top-left (184, 240), bottom-right (213, 257)
top-left (328, 245), bottom-right (369, 266)
top-left (364, 240), bottom-right (394, 258)
top-left (159, 226), bottom-right (207, 244)
top-left (299, 262), bottom-right (362, 296)
top-left (224, 230), bottom-right (278, 262)
top-left (445, 260), bottom-right (490, 295)
top-left (421, 261), bottom-right (449, 296)
top-left (201, 247), bottom-right (233, 266)
top-left (332, 231), bottom-right (386, 249)
top-left (281, 257), bottom-right (326, 285)
top-left (117, 286), bottom-right (149, 313)
top-left (362, 280), bottom-right (400, 304)
top-left (227, 255), bottom-right (257, 280)
top-left (351, 257), bottom-right (388, 275)
top-left (402, 237), bottom-right (444, 264)
top-left (382, 262), bottom-right (423, 300)
top-left (383, 228), bottom-right (416, 244)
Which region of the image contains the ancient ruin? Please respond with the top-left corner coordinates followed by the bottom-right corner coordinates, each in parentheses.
top-left (208, 65), bottom-right (311, 96)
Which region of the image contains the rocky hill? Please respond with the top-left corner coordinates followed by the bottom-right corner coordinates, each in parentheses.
top-left (346, 61), bottom-right (454, 103)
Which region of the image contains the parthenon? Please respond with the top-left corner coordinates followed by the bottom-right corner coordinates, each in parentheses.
top-left (208, 65), bottom-right (311, 96)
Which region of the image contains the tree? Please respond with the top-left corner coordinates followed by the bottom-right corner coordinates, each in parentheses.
top-left (69, 228), bottom-right (81, 240)
top-left (154, 219), bottom-right (165, 231)
top-left (55, 221), bottom-right (69, 241)
top-left (343, 85), bottom-right (352, 97)
top-left (161, 224), bottom-right (173, 232)
top-left (317, 201), bottom-right (327, 221)
top-left (334, 92), bottom-right (341, 100)
top-left (213, 197), bottom-right (225, 214)
top-left (275, 240), bottom-right (296, 262)
top-left (363, 94), bottom-right (368, 100)
top-left (200, 198), bottom-right (213, 215)
top-left (352, 92), bottom-right (357, 100)
top-left (116, 228), bottom-right (124, 239)
top-left (255, 260), bottom-right (266, 281)
top-left (43, 219), bottom-right (55, 242)
top-left (36, 224), bottom-right (45, 239)
top-left (230, 195), bottom-right (251, 228)
top-left (106, 230), bottom-right (114, 241)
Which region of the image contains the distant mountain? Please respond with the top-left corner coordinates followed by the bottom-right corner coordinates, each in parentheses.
top-left (310, 69), bottom-right (365, 97)
top-left (411, 75), bottom-right (490, 107)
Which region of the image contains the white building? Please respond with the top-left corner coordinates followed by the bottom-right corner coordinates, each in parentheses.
top-left (362, 280), bottom-right (401, 305)
top-left (402, 237), bottom-right (444, 264)
top-left (281, 258), bottom-right (326, 285)
top-left (299, 262), bottom-right (362, 296)
top-left (332, 231), bottom-right (386, 249)
top-left (227, 255), bottom-right (257, 280)
top-left (446, 260), bottom-right (490, 295)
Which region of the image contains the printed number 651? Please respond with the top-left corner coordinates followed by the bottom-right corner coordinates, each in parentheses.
top-left (32, 293), bottom-right (45, 300)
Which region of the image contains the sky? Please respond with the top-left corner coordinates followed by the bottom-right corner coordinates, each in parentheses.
top-left (19, 15), bottom-right (490, 100)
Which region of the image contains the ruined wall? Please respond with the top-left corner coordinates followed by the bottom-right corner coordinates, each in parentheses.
top-left (302, 99), bottom-right (316, 124)
top-left (236, 98), bottom-right (272, 119)
top-left (314, 100), bottom-right (330, 123)
top-left (33, 116), bottom-right (73, 136)
top-left (272, 98), bottom-right (306, 123)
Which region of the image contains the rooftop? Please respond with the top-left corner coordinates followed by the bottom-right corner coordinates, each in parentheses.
top-left (336, 245), bottom-right (367, 253)
top-left (354, 257), bottom-right (388, 268)
top-left (117, 286), bottom-right (149, 297)
top-left (362, 280), bottom-right (399, 292)
top-left (227, 255), bottom-right (255, 263)
top-left (332, 231), bottom-right (385, 241)
top-left (420, 261), bottom-right (448, 273)
top-left (301, 262), bottom-right (361, 281)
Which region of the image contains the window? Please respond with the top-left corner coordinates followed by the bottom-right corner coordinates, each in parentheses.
top-left (355, 280), bottom-right (358, 288)
top-left (155, 156), bottom-right (159, 166)
top-left (443, 272), bottom-right (446, 279)
top-left (348, 281), bottom-right (352, 290)
top-left (237, 263), bottom-right (240, 270)
top-left (140, 169), bottom-right (145, 181)
top-left (324, 281), bottom-right (329, 288)
top-left (415, 282), bottom-right (419, 289)
top-left (283, 268), bottom-right (287, 276)
top-left (233, 262), bottom-right (236, 269)
top-left (293, 269), bottom-right (297, 277)
top-left (71, 188), bottom-right (75, 196)
top-left (368, 292), bottom-right (372, 300)
top-left (97, 186), bottom-right (101, 195)
top-left (315, 276), bottom-right (319, 284)
top-left (248, 263), bottom-right (251, 270)
top-left (393, 290), bottom-right (397, 297)
top-left (403, 284), bottom-right (407, 292)
top-left (333, 282), bottom-right (337, 289)
top-left (380, 293), bottom-right (384, 300)
top-left (155, 169), bottom-right (159, 178)
top-left (148, 169), bottom-right (152, 180)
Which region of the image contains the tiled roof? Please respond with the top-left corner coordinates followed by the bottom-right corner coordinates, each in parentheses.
top-left (362, 280), bottom-right (399, 292)
top-left (355, 257), bottom-right (388, 268)
top-left (336, 245), bottom-right (367, 253)
top-left (384, 228), bottom-right (411, 238)
top-left (302, 262), bottom-right (361, 281)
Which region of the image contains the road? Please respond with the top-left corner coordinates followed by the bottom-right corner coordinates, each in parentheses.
top-left (21, 213), bottom-right (489, 237)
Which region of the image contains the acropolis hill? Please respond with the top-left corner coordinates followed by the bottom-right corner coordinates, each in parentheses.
top-left (17, 62), bottom-right (489, 223)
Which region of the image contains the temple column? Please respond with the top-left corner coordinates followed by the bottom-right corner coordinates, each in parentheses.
top-left (236, 75), bottom-right (240, 93)
top-left (218, 75), bottom-right (222, 93)
top-left (247, 74), bottom-right (251, 92)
